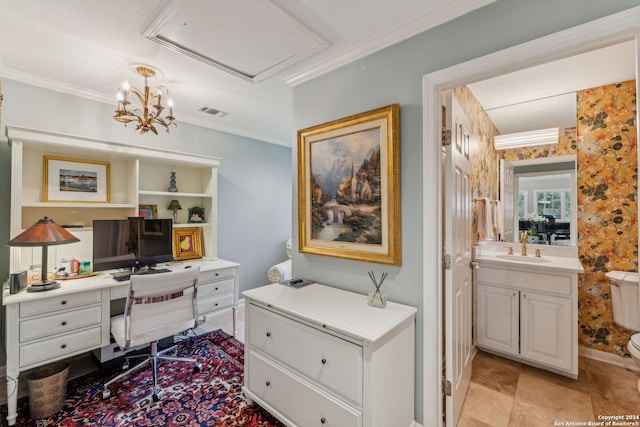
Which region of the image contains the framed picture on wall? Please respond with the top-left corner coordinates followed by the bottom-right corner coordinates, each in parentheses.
top-left (43, 156), bottom-right (110, 203)
top-left (297, 103), bottom-right (402, 265)
top-left (172, 227), bottom-right (203, 261)
top-left (138, 204), bottom-right (158, 219)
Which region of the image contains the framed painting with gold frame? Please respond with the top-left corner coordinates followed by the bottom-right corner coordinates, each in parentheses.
top-left (138, 204), bottom-right (158, 219)
top-left (297, 104), bottom-right (401, 265)
top-left (172, 227), bottom-right (203, 261)
top-left (43, 156), bottom-right (110, 203)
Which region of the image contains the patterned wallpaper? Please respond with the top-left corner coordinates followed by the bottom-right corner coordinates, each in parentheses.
top-left (457, 80), bottom-right (638, 357)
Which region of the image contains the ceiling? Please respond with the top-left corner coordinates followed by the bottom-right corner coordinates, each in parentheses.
top-left (1, 1), bottom-right (635, 147)
top-left (468, 40), bottom-right (637, 135)
top-left (0, 0), bottom-right (494, 146)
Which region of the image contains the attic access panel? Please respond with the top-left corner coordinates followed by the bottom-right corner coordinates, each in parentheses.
top-left (144, 0), bottom-right (328, 83)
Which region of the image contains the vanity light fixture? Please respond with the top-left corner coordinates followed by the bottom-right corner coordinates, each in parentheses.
top-left (494, 127), bottom-right (560, 150)
top-left (114, 65), bottom-right (176, 135)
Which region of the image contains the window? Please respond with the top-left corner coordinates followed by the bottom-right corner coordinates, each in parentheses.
top-left (534, 189), bottom-right (571, 220)
top-left (517, 191), bottom-right (527, 219)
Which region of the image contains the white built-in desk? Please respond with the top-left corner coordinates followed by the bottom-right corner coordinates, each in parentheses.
top-left (2, 258), bottom-right (239, 426)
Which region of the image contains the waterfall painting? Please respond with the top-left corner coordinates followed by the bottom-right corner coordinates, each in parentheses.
top-left (297, 104), bottom-right (401, 265)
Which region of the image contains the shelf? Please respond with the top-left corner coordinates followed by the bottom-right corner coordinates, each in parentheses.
top-left (138, 191), bottom-right (211, 198)
top-left (22, 202), bottom-right (136, 209)
top-left (173, 223), bottom-right (210, 228)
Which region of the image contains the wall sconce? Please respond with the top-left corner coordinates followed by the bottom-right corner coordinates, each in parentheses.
top-left (7, 217), bottom-right (80, 292)
top-left (494, 127), bottom-right (560, 150)
top-left (168, 199), bottom-right (182, 224)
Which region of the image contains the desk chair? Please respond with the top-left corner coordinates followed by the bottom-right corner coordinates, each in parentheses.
top-left (102, 267), bottom-right (202, 401)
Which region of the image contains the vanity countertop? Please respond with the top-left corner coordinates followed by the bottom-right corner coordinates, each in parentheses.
top-left (473, 244), bottom-right (584, 273)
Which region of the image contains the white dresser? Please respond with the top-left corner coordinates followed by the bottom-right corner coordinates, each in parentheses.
top-left (242, 283), bottom-right (417, 427)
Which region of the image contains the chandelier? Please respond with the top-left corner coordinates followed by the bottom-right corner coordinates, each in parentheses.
top-left (114, 66), bottom-right (176, 135)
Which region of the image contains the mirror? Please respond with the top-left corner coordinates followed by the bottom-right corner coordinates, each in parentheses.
top-left (502, 155), bottom-right (577, 247)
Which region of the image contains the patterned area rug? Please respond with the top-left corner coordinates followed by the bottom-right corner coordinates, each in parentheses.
top-left (4, 330), bottom-right (284, 426)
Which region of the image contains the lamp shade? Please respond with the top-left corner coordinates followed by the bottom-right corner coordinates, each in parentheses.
top-left (167, 200), bottom-right (182, 211)
top-left (7, 217), bottom-right (80, 292)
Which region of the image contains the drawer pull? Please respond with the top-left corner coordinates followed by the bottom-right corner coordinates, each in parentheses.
top-left (321, 358), bottom-right (327, 365)
top-left (215, 303), bottom-right (218, 306)
top-left (215, 273), bottom-right (219, 277)
top-left (265, 381), bottom-right (271, 387)
top-left (266, 332), bottom-right (271, 337)
top-left (61, 321), bottom-right (67, 326)
top-left (61, 300), bottom-right (67, 305)
top-left (61, 344), bottom-right (67, 349)
top-left (215, 287), bottom-right (219, 291)
top-left (321, 417), bottom-right (326, 424)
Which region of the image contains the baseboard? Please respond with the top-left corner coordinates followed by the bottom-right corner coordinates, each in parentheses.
top-left (579, 345), bottom-right (640, 373)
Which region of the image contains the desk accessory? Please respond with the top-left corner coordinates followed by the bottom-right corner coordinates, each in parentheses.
top-left (7, 217), bottom-right (80, 292)
top-left (9, 270), bottom-right (27, 294)
top-left (281, 277), bottom-right (312, 288)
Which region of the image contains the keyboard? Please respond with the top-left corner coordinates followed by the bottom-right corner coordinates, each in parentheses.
top-left (112, 268), bottom-right (171, 282)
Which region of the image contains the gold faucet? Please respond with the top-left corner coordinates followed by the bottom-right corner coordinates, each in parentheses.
top-left (521, 230), bottom-right (528, 256)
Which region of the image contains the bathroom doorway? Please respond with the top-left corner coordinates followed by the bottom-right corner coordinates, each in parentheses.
top-left (422, 11), bottom-right (640, 426)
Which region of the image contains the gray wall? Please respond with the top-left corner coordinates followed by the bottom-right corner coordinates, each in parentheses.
top-left (291, 0), bottom-right (640, 423)
top-left (0, 79), bottom-right (292, 360)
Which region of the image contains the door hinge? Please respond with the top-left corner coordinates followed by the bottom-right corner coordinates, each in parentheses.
top-left (443, 253), bottom-right (452, 270)
top-left (442, 378), bottom-right (452, 396)
top-left (442, 129), bottom-right (452, 146)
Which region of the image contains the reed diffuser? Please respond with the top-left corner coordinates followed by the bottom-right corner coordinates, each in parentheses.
top-left (367, 270), bottom-right (388, 308)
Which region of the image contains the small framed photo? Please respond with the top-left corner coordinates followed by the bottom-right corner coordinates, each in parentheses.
top-left (188, 206), bottom-right (205, 223)
top-left (43, 156), bottom-right (110, 203)
top-left (139, 204), bottom-right (158, 219)
top-left (172, 227), bottom-right (203, 261)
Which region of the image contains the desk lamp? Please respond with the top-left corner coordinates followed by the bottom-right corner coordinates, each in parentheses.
top-left (168, 199), bottom-right (182, 224)
top-left (7, 217), bottom-right (80, 292)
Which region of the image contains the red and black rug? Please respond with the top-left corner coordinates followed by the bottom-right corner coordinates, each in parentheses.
top-left (4, 330), bottom-right (283, 426)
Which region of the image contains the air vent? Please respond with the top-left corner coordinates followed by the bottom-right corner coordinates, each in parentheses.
top-left (198, 106), bottom-right (227, 118)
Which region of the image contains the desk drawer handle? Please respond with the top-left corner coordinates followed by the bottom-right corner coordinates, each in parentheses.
top-left (321, 417), bottom-right (326, 424)
top-left (265, 381), bottom-right (271, 387)
top-left (266, 332), bottom-right (271, 337)
top-left (215, 303), bottom-right (218, 307)
top-left (61, 300), bottom-right (67, 305)
top-left (61, 344), bottom-right (67, 349)
top-left (61, 321), bottom-right (67, 326)
top-left (215, 273), bottom-right (219, 277)
top-left (321, 358), bottom-right (327, 365)
top-left (215, 287), bottom-right (219, 291)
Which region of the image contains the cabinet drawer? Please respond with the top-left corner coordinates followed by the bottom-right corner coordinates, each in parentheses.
top-left (199, 267), bottom-right (236, 283)
top-left (198, 278), bottom-right (234, 298)
top-left (20, 306), bottom-right (102, 342)
top-left (248, 304), bottom-right (363, 405)
top-left (20, 326), bottom-right (102, 368)
top-left (20, 290), bottom-right (102, 318)
top-left (198, 294), bottom-right (234, 315)
top-left (476, 267), bottom-right (572, 296)
top-left (247, 351), bottom-right (361, 427)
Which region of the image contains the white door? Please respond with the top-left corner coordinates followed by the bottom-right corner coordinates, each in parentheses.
top-left (476, 283), bottom-right (519, 355)
top-left (444, 93), bottom-right (473, 426)
top-left (500, 159), bottom-right (515, 243)
top-left (520, 291), bottom-right (572, 370)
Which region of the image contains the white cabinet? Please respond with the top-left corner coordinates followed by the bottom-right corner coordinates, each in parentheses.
top-left (242, 283), bottom-right (417, 427)
top-left (6, 126), bottom-right (222, 273)
top-left (475, 262), bottom-right (578, 378)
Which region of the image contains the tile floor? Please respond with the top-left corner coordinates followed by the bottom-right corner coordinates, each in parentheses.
top-left (459, 350), bottom-right (640, 427)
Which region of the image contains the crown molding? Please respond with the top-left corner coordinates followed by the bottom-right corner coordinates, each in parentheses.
top-left (283, 0), bottom-right (496, 86)
top-left (0, 68), bottom-right (291, 148)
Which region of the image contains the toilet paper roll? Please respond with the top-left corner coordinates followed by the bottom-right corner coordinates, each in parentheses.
top-left (268, 259), bottom-right (292, 283)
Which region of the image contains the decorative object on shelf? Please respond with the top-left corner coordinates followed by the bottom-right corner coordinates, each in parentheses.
top-left (367, 270), bottom-right (388, 308)
top-left (7, 217), bottom-right (80, 292)
top-left (168, 171), bottom-right (178, 192)
top-left (43, 156), bottom-right (110, 203)
top-left (188, 206), bottom-right (205, 223)
top-left (168, 199), bottom-right (182, 223)
top-left (138, 204), bottom-right (158, 219)
top-left (298, 104), bottom-right (401, 266)
top-left (114, 65), bottom-right (176, 135)
top-left (172, 227), bottom-right (203, 261)
top-left (524, 212), bottom-right (548, 236)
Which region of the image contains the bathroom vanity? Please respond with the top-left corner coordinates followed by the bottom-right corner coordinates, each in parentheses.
top-left (473, 244), bottom-right (584, 378)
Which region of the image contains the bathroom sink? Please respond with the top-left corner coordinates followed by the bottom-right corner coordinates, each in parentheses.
top-left (494, 254), bottom-right (551, 263)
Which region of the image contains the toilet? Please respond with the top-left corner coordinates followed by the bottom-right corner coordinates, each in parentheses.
top-left (606, 270), bottom-right (640, 393)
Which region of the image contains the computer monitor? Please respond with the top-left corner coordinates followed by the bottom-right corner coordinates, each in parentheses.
top-left (135, 217), bottom-right (174, 268)
top-left (92, 219), bottom-right (138, 272)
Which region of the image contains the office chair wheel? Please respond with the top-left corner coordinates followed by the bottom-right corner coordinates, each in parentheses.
top-left (193, 362), bottom-right (202, 373)
top-left (102, 388), bottom-right (111, 399)
top-left (152, 389), bottom-right (164, 402)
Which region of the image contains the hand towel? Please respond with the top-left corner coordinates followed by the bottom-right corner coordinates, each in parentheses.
top-left (477, 198), bottom-right (495, 240)
top-left (268, 259), bottom-right (292, 283)
top-left (494, 200), bottom-right (504, 239)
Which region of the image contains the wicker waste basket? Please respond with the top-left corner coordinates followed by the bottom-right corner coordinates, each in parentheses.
top-left (27, 362), bottom-right (69, 419)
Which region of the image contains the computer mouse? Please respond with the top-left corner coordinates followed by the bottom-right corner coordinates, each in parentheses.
top-left (184, 265), bottom-right (192, 269)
